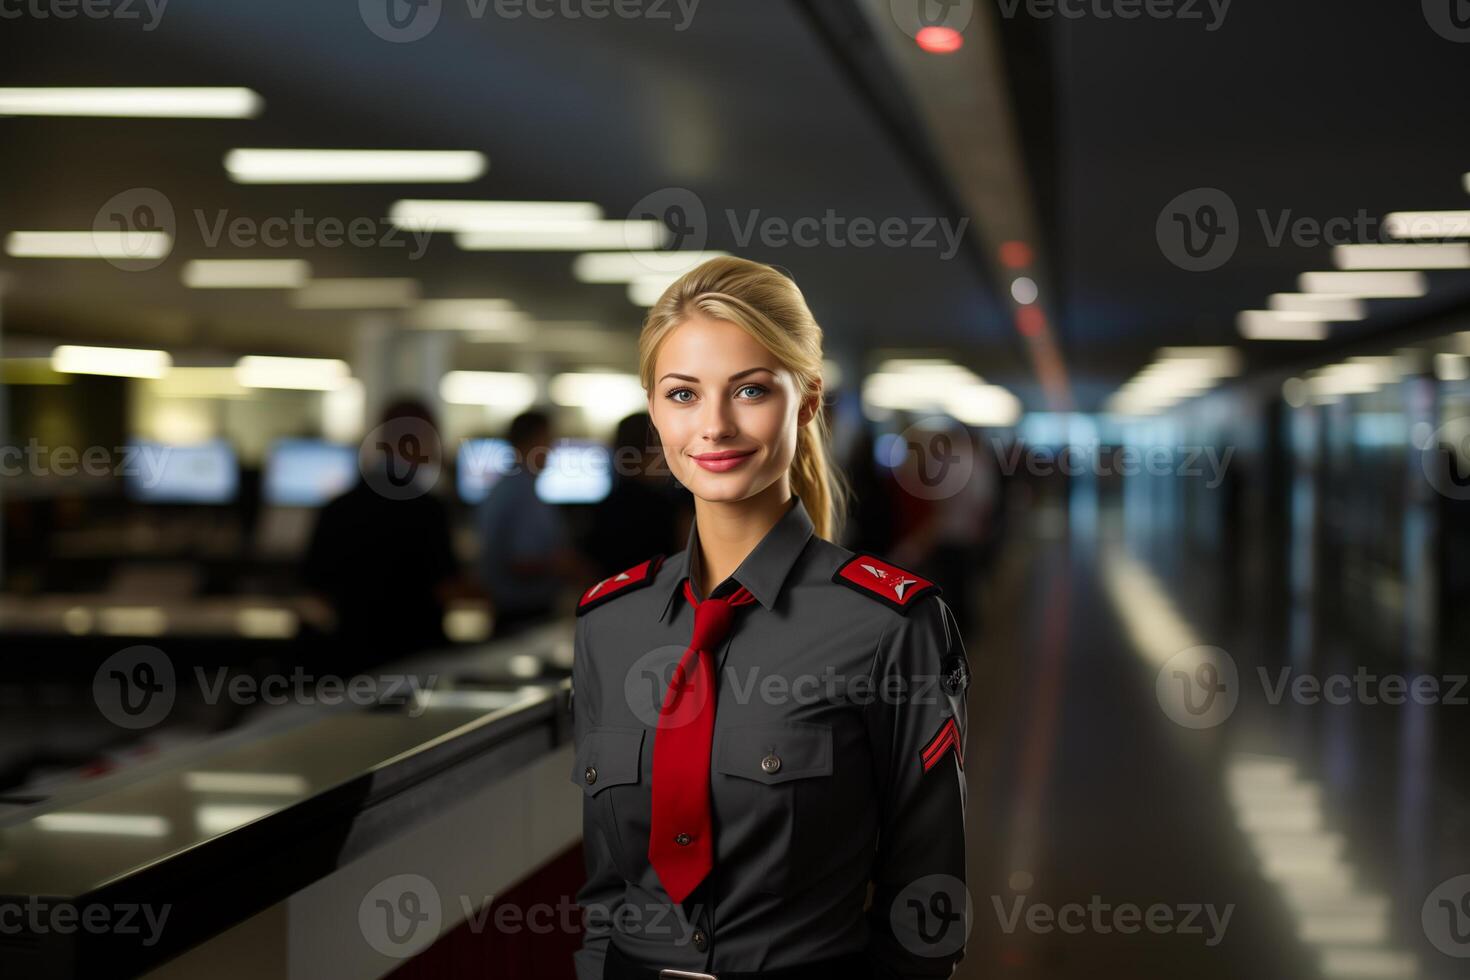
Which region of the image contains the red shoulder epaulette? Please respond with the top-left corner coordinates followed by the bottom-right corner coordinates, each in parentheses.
top-left (576, 555), bottom-right (665, 616)
top-left (832, 553), bottom-right (941, 613)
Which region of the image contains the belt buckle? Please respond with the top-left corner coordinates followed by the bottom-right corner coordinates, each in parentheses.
top-left (658, 971), bottom-right (717, 980)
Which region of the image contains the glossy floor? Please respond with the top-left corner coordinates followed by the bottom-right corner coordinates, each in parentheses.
top-left (954, 503), bottom-right (1467, 980)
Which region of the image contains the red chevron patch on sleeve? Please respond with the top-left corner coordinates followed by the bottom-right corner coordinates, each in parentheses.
top-left (576, 554), bottom-right (664, 615)
top-left (921, 717), bottom-right (963, 772)
top-left (833, 553), bottom-right (941, 613)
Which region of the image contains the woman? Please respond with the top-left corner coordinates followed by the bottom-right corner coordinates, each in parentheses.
top-left (571, 257), bottom-right (971, 980)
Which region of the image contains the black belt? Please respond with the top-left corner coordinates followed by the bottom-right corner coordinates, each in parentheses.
top-left (603, 941), bottom-right (870, 980)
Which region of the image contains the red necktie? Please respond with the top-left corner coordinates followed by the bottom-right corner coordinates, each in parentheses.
top-left (647, 578), bottom-right (757, 903)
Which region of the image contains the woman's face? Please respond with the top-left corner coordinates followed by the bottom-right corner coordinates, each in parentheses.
top-left (648, 311), bottom-right (816, 505)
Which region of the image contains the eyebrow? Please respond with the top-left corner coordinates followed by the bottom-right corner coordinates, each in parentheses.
top-left (658, 367), bottom-right (776, 384)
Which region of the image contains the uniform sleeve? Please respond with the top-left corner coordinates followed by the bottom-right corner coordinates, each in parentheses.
top-left (571, 611), bottom-right (625, 980)
top-left (863, 594), bottom-right (971, 979)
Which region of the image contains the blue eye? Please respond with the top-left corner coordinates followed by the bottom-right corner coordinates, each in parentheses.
top-left (667, 388), bottom-right (694, 403)
top-left (737, 384), bottom-right (767, 399)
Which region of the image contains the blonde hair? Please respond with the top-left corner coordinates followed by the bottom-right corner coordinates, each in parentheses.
top-left (638, 256), bottom-right (847, 541)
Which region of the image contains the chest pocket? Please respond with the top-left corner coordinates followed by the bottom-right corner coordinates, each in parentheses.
top-left (713, 721), bottom-right (834, 895)
top-left (571, 727), bottom-right (648, 882)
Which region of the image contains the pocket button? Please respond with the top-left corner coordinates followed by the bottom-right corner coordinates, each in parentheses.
top-left (760, 753), bottom-right (782, 775)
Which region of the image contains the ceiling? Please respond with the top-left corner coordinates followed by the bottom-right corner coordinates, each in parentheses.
top-left (2, 0), bottom-right (1468, 409)
top-left (0, 0), bottom-right (1019, 380)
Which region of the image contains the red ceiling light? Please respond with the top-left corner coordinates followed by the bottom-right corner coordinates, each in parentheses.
top-left (999, 240), bottom-right (1033, 269)
top-left (915, 26), bottom-right (964, 53)
top-left (1016, 306), bottom-right (1046, 337)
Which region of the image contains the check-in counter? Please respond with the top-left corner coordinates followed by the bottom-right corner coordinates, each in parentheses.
top-left (0, 622), bottom-right (585, 980)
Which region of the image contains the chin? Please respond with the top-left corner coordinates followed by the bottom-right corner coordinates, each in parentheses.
top-left (685, 474), bottom-right (756, 502)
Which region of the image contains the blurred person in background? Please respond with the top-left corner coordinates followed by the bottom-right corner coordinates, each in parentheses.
top-left (304, 397), bottom-right (459, 667)
top-left (476, 409), bottom-right (585, 636)
top-left (583, 411), bottom-right (686, 576)
top-left (839, 425), bottom-right (897, 556)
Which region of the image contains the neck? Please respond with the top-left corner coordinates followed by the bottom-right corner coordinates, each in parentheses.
top-left (691, 477), bottom-right (792, 597)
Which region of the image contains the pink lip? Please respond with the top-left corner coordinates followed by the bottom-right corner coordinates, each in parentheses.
top-left (691, 449), bottom-right (756, 472)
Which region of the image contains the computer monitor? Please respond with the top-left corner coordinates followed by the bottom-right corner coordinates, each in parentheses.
top-left (536, 440), bottom-right (612, 504)
top-left (263, 439), bottom-right (358, 506)
top-left (457, 438), bottom-right (516, 504)
top-left (456, 438), bottom-right (613, 505)
top-left (124, 439), bottom-right (239, 504)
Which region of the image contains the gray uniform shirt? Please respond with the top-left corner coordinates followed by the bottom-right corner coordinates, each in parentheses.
top-left (570, 493), bottom-right (970, 978)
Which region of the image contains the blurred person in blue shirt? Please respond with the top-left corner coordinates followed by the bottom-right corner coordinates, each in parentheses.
top-left (475, 410), bottom-right (586, 635)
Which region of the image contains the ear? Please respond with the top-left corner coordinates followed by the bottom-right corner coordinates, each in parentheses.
top-left (797, 379), bottom-right (822, 427)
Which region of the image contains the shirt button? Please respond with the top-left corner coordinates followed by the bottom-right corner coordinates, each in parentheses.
top-left (675, 832), bottom-right (692, 846)
top-left (584, 766), bottom-right (597, 785)
top-left (760, 753), bottom-right (782, 774)
top-left (692, 930), bottom-right (708, 951)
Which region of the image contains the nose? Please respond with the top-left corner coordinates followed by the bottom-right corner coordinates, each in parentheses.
top-left (698, 396), bottom-right (738, 444)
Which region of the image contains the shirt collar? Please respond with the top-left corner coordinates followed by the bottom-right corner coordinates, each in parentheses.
top-left (657, 493), bottom-right (816, 621)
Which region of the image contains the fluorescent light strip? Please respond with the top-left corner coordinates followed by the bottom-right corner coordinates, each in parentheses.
top-left (1298, 271), bottom-right (1427, 298)
top-left (573, 250), bottom-right (729, 283)
top-left (182, 259), bottom-right (310, 289)
top-left (1333, 242), bottom-right (1470, 270)
top-left (1383, 210), bottom-right (1470, 240)
top-left (1239, 311), bottom-right (1327, 341)
top-left (149, 367), bottom-right (248, 399)
top-left (0, 87), bottom-right (261, 118)
top-left (292, 278), bottom-right (420, 309)
top-left (389, 199), bottom-right (601, 232)
top-left (439, 371), bottom-right (538, 407)
top-left (628, 276), bottom-right (672, 307)
top-left (35, 812), bottom-right (169, 837)
top-left (6, 230), bottom-right (171, 260)
top-left (235, 355), bottom-right (350, 390)
top-left (225, 149), bottom-right (487, 184)
top-left (52, 345), bottom-right (171, 378)
top-left (185, 772), bottom-right (308, 795)
top-left (410, 299), bottom-right (527, 332)
top-left (454, 221), bottom-right (667, 251)
top-left (1269, 294), bottom-right (1365, 321)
